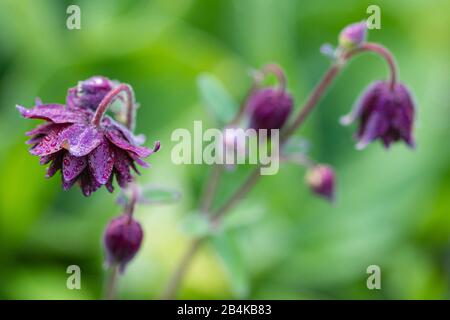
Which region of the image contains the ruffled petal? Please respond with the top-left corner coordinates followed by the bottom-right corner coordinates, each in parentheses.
top-left (46, 151), bottom-right (64, 178)
top-left (106, 130), bottom-right (153, 158)
top-left (88, 139), bottom-right (115, 184)
top-left (25, 123), bottom-right (59, 137)
top-left (62, 153), bottom-right (87, 182)
top-left (104, 116), bottom-right (146, 145)
top-left (113, 149), bottom-right (133, 188)
top-left (17, 104), bottom-right (86, 124)
top-left (62, 176), bottom-right (78, 191)
top-left (340, 81), bottom-right (382, 125)
top-left (80, 171), bottom-right (102, 197)
top-left (58, 124), bottom-right (103, 157)
top-left (356, 113), bottom-right (388, 150)
top-left (30, 125), bottom-right (69, 156)
top-left (106, 175), bottom-right (115, 193)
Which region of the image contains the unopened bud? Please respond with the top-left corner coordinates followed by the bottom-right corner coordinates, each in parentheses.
top-left (306, 165), bottom-right (335, 202)
top-left (104, 215), bottom-right (143, 272)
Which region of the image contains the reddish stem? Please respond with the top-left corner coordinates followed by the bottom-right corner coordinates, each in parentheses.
top-left (346, 42), bottom-right (398, 90)
top-left (91, 84), bottom-right (136, 130)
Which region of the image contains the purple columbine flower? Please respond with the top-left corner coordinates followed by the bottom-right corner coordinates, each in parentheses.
top-left (104, 214), bottom-right (143, 272)
top-left (305, 164), bottom-right (335, 202)
top-left (340, 81), bottom-right (416, 149)
top-left (17, 77), bottom-right (160, 196)
top-left (338, 21), bottom-right (367, 49)
top-left (246, 88), bottom-right (293, 131)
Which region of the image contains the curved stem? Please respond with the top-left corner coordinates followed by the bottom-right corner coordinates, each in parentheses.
top-left (125, 182), bottom-right (139, 223)
top-left (261, 63), bottom-right (287, 92)
top-left (91, 84), bottom-right (136, 130)
top-left (347, 42), bottom-right (398, 90)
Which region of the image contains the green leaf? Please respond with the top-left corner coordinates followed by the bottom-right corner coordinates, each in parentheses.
top-left (181, 212), bottom-right (211, 237)
top-left (197, 73), bottom-right (238, 125)
top-left (220, 202), bottom-right (265, 231)
top-left (211, 232), bottom-right (249, 298)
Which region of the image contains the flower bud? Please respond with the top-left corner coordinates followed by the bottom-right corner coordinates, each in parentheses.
top-left (306, 165), bottom-right (335, 201)
top-left (104, 215), bottom-right (143, 272)
top-left (67, 76), bottom-right (115, 110)
top-left (246, 88), bottom-right (293, 131)
top-left (338, 21), bottom-right (367, 49)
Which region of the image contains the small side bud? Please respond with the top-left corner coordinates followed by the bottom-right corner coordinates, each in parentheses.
top-left (305, 164), bottom-right (335, 202)
top-left (104, 215), bottom-right (143, 272)
top-left (246, 88), bottom-right (293, 131)
top-left (67, 76), bottom-right (115, 110)
top-left (338, 21), bottom-right (367, 50)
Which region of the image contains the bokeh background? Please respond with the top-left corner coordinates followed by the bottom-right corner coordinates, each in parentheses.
top-left (0, 0), bottom-right (449, 299)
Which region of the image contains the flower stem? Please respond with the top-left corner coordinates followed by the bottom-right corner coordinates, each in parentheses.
top-left (200, 164), bottom-right (223, 214)
top-left (104, 264), bottom-right (119, 300)
top-left (350, 42), bottom-right (398, 90)
top-left (160, 237), bottom-right (204, 300)
top-left (91, 84), bottom-right (136, 130)
top-left (281, 64), bottom-right (342, 142)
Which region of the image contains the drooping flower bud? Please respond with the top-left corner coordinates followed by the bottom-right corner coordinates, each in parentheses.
top-left (67, 76), bottom-right (115, 110)
top-left (246, 88), bottom-right (293, 131)
top-left (305, 164), bottom-right (335, 201)
top-left (340, 81), bottom-right (416, 149)
top-left (338, 21), bottom-right (367, 50)
top-left (104, 215), bottom-right (143, 272)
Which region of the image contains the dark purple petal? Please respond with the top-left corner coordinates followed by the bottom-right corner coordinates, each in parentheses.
top-left (62, 153), bottom-right (87, 182)
top-left (106, 175), bottom-right (115, 193)
top-left (356, 112), bottom-right (388, 150)
top-left (80, 171), bottom-right (102, 197)
top-left (340, 81), bottom-right (381, 125)
top-left (128, 152), bottom-right (150, 168)
top-left (106, 130), bottom-right (153, 158)
top-left (30, 125), bottom-right (68, 156)
top-left (46, 152), bottom-right (64, 178)
top-left (114, 149), bottom-right (133, 188)
top-left (88, 139), bottom-right (115, 184)
top-left (26, 135), bottom-right (44, 145)
top-left (105, 116), bottom-right (146, 145)
top-left (58, 124), bottom-right (103, 157)
top-left (25, 123), bottom-right (59, 137)
top-left (40, 154), bottom-right (56, 165)
top-left (17, 104), bottom-right (86, 124)
top-left (62, 176), bottom-right (78, 191)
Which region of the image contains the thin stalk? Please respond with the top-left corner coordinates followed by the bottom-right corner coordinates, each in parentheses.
top-left (200, 164), bottom-right (223, 214)
top-left (91, 84), bottom-right (136, 130)
top-left (104, 264), bottom-right (119, 300)
top-left (160, 238), bottom-right (204, 300)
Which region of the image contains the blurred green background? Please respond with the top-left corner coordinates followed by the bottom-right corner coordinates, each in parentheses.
top-left (0, 0), bottom-right (449, 299)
